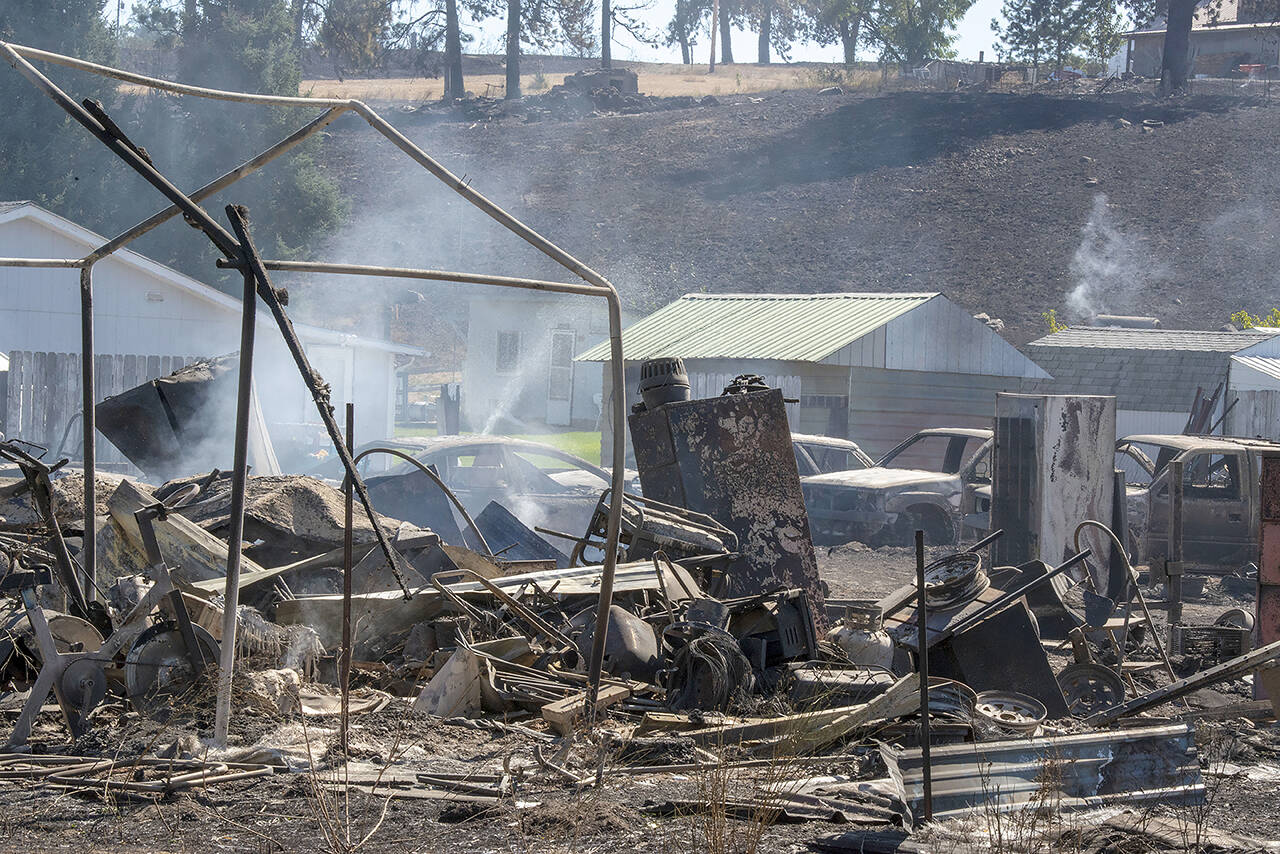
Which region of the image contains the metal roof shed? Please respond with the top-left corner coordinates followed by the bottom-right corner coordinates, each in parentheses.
top-left (578, 292), bottom-right (1048, 458)
top-left (1026, 326), bottom-right (1280, 438)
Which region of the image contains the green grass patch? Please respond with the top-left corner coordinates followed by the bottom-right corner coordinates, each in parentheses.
top-left (392, 425), bottom-right (602, 462)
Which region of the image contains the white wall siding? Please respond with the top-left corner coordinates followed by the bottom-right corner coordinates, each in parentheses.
top-left (881, 295), bottom-right (1049, 379)
top-left (464, 293), bottom-right (611, 431)
top-left (847, 367), bottom-right (1023, 458)
top-left (819, 295), bottom-right (1047, 379)
top-left (0, 210), bottom-right (405, 448)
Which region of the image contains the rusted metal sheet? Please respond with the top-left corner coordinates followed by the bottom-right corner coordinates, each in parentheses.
top-left (1257, 455), bottom-right (1280, 698)
top-left (628, 387), bottom-right (824, 624)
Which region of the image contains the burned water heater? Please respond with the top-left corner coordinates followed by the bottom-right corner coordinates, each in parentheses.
top-left (627, 367), bottom-right (824, 624)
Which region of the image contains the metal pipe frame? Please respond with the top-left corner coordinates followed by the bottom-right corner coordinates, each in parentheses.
top-left (1, 40), bottom-right (628, 715)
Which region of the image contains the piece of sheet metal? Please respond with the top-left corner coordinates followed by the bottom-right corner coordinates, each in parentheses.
top-left (882, 723), bottom-right (1203, 826)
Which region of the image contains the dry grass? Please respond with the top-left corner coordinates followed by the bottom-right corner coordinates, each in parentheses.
top-left (301, 61), bottom-right (880, 102)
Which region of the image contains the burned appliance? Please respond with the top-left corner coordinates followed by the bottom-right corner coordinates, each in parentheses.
top-left (627, 370), bottom-right (824, 626)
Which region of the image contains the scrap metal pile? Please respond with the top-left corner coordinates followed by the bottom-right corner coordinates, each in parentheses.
top-left (3, 374), bottom-right (1279, 849)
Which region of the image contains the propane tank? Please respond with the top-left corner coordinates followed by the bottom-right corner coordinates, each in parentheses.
top-left (827, 605), bottom-right (895, 669)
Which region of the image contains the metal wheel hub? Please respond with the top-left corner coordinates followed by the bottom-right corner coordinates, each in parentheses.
top-left (124, 622), bottom-right (219, 717)
top-left (1057, 663), bottom-right (1125, 717)
top-left (923, 553), bottom-right (989, 610)
top-left (974, 690), bottom-right (1048, 733)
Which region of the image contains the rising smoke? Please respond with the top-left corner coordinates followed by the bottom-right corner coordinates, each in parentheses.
top-left (1065, 193), bottom-right (1166, 323)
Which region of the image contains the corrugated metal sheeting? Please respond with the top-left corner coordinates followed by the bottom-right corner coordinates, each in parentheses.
top-left (576, 292), bottom-right (935, 363)
top-left (1232, 355), bottom-right (1280, 391)
top-left (1028, 327), bottom-right (1279, 351)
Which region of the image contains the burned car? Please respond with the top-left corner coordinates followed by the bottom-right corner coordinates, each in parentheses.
top-left (1118, 433), bottom-right (1280, 571)
top-left (792, 432), bottom-right (876, 477)
top-left (314, 435), bottom-right (638, 546)
top-left (801, 428), bottom-right (992, 546)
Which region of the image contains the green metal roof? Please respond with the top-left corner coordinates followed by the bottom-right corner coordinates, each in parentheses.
top-left (576, 292), bottom-right (937, 362)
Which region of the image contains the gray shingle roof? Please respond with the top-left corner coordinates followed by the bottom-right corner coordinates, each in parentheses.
top-left (1027, 327), bottom-right (1280, 352)
top-left (1026, 330), bottom-right (1275, 411)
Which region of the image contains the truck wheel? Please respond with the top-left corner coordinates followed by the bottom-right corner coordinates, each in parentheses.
top-left (900, 505), bottom-right (958, 548)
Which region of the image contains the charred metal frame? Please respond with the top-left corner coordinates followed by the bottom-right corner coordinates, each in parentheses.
top-left (0, 40), bottom-right (627, 741)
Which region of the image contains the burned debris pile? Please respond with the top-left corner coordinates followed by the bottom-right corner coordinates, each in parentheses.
top-left (1, 371), bottom-right (1276, 849)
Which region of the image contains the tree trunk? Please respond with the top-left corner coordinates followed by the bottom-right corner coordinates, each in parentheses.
top-left (720, 3), bottom-right (734, 63)
top-left (1161, 0), bottom-right (1195, 91)
top-left (839, 16), bottom-right (859, 66)
top-left (758, 0), bottom-right (771, 64)
top-left (602, 0), bottom-right (612, 68)
top-left (677, 0), bottom-right (692, 64)
top-left (710, 0), bottom-right (719, 71)
top-left (444, 0), bottom-right (464, 99)
top-left (291, 0), bottom-right (307, 51)
top-left (505, 0), bottom-right (521, 99)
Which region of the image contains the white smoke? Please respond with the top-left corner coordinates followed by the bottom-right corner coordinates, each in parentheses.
top-left (1065, 194), bottom-right (1164, 322)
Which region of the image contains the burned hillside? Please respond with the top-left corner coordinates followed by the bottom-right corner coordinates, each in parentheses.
top-left (325, 87), bottom-right (1280, 345)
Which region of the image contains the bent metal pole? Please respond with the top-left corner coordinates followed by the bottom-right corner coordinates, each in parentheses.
top-left (214, 206), bottom-right (260, 747)
top-left (0, 39), bottom-right (629, 713)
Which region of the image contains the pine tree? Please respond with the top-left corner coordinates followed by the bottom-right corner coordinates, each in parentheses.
top-left (992, 0), bottom-right (1087, 69)
top-left (0, 1), bottom-right (128, 232)
top-left (131, 0), bottom-right (347, 289)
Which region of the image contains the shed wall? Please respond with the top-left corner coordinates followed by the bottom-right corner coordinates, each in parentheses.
top-left (464, 293), bottom-right (611, 431)
top-left (1128, 29), bottom-right (1280, 76)
top-left (847, 368), bottom-right (1025, 457)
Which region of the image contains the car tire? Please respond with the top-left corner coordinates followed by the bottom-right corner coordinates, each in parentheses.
top-left (897, 504), bottom-right (958, 548)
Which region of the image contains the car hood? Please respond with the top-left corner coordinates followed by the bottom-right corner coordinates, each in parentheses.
top-left (802, 467), bottom-right (956, 490)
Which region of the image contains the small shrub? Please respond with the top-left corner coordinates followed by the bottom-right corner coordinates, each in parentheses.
top-left (1231, 308), bottom-right (1280, 328)
top-left (1043, 309), bottom-right (1069, 333)
top-left (531, 72), bottom-right (549, 91)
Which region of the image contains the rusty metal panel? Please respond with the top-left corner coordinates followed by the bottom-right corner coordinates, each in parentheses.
top-left (1260, 456), bottom-right (1280, 700)
top-left (628, 388), bottom-right (824, 623)
top-left (1259, 452), bottom-right (1280, 700)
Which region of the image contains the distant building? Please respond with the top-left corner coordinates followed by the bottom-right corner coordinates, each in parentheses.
top-left (1026, 326), bottom-right (1280, 437)
top-left (462, 291), bottom-right (636, 433)
top-left (1125, 0), bottom-right (1280, 77)
top-left (0, 201), bottom-right (425, 467)
top-left (577, 292), bottom-right (1049, 461)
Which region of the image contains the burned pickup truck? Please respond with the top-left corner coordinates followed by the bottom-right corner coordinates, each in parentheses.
top-left (1119, 433), bottom-right (1280, 572)
top-left (801, 427), bottom-right (992, 547)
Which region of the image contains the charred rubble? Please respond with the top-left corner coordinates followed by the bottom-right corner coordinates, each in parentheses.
top-left (2, 364), bottom-right (1278, 851)
top-left (0, 39), bottom-right (1277, 853)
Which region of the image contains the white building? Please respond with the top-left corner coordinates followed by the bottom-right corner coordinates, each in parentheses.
top-left (0, 201), bottom-right (424, 466)
top-left (462, 290), bottom-right (634, 433)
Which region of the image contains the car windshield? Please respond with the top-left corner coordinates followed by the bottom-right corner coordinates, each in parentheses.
top-left (879, 434), bottom-right (985, 474)
top-left (796, 442), bottom-right (872, 475)
top-left (1116, 441), bottom-right (1190, 486)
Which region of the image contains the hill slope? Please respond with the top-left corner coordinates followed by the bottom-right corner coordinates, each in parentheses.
top-left (317, 87), bottom-right (1280, 346)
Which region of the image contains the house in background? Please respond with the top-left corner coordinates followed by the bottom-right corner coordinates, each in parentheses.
top-left (1125, 0), bottom-right (1280, 77)
top-left (0, 201), bottom-right (425, 469)
top-left (462, 290), bottom-right (636, 433)
top-left (577, 292), bottom-right (1050, 462)
top-left (1026, 326), bottom-right (1280, 438)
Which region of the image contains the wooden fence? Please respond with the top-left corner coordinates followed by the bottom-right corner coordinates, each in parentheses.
top-left (1226, 389), bottom-right (1280, 442)
top-left (5, 351), bottom-right (196, 464)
